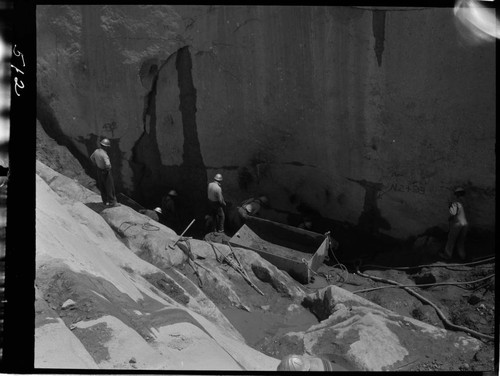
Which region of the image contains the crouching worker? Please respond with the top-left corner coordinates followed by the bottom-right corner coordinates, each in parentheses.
top-left (232, 196), bottom-right (269, 231)
top-left (90, 138), bottom-right (118, 207)
top-left (298, 215), bottom-right (313, 231)
top-left (277, 354), bottom-right (348, 371)
top-left (139, 207), bottom-right (162, 223)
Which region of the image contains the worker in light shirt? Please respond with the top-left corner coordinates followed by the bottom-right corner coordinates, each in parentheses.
top-left (207, 173), bottom-right (226, 233)
top-left (90, 138), bottom-right (118, 207)
top-left (439, 187), bottom-right (468, 261)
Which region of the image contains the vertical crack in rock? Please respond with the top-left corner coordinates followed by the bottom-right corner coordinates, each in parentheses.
top-left (348, 177), bottom-right (391, 234)
top-left (130, 58), bottom-right (164, 206)
top-left (176, 46), bottom-right (207, 222)
top-left (372, 10), bottom-right (386, 67)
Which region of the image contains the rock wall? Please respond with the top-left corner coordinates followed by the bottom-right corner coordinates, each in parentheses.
top-left (36, 5), bottom-right (495, 241)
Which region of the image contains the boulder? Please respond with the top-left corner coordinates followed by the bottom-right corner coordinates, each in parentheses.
top-left (295, 286), bottom-right (480, 371)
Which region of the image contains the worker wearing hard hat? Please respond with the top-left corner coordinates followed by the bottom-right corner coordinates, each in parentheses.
top-left (161, 189), bottom-right (179, 230)
top-left (90, 138), bottom-right (118, 207)
top-left (207, 173), bottom-right (226, 233)
top-left (232, 195), bottom-right (269, 231)
top-left (139, 207), bottom-right (162, 223)
top-left (277, 354), bottom-right (348, 371)
top-left (439, 187), bottom-right (469, 261)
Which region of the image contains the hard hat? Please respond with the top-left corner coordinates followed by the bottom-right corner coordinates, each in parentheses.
top-left (277, 355), bottom-right (310, 371)
top-left (454, 187), bottom-right (465, 194)
top-left (258, 196), bottom-right (269, 205)
top-left (100, 138), bottom-right (111, 147)
top-left (154, 207), bottom-right (162, 214)
top-left (214, 173), bottom-right (223, 182)
top-left (168, 190), bottom-right (178, 197)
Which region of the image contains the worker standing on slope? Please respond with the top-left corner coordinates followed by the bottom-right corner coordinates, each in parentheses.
top-left (207, 173), bottom-right (226, 233)
top-left (440, 187), bottom-right (469, 261)
top-left (232, 196), bottom-right (269, 231)
top-left (90, 138), bottom-right (118, 207)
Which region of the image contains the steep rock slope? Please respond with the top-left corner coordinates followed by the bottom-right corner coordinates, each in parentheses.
top-left (35, 163), bottom-right (280, 370)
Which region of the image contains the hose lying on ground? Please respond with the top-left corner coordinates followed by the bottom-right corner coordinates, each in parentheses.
top-left (118, 221), bottom-right (160, 233)
top-left (360, 256), bottom-right (495, 271)
top-left (352, 273), bottom-right (495, 293)
top-left (355, 268), bottom-right (494, 342)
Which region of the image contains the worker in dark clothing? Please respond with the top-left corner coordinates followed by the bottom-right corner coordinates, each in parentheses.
top-left (161, 190), bottom-right (179, 231)
top-left (90, 138), bottom-right (118, 206)
top-left (232, 196), bottom-right (269, 231)
top-left (207, 173), bottom-right (226, 233)
top-left (298, 215), bottom-right (313, 231)
top-left (139, 207), bottom-right (162, 222)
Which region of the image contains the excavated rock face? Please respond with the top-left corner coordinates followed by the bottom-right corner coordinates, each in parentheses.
top-left (36, 5), bottom-right (495, 244)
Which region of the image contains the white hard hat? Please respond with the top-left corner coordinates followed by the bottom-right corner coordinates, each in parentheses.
top-left (168, 190), bottom-right (178, 197)
top-left (154, 207), bottom-right (162, 214)
top-left (277, 355), bottom-right (310, 371)
top-left (100, 138), bottom-right (111, 147)
top-left (214, 173), bottom-right (223, 182)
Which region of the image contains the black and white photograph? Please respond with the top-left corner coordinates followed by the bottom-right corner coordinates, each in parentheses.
top-left (1, 2), bottom-right (498, 373)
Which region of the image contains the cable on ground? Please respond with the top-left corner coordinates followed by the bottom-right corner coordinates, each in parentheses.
top-left (118, 221), bottom-right (160, 233)
top-left (355, 268), bottom-right (494, 342)
top-left (142, 222), bottom-right (160, 231)
top-left (301, 233), bottom-right (349, 287)
top-left (362, 257), bottom-right (495, 271)
top-left (359, 256), bottom-right (494, 271)
top-left (118, 221), bottom-right (137, 233)
top-left (352, 273), bottom-right (495, 293)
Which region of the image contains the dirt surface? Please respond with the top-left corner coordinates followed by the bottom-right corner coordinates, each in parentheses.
top-left (305, 253), bottom-right (496, 372)
top-left (179, 226), bottom-right (497, 371)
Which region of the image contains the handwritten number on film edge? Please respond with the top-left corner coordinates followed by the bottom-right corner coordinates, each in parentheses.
top-left (11, 44), bottom-right (25, 97)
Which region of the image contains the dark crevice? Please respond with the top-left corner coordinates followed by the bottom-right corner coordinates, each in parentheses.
top-left (36, 93), bottom-right (96, 181)
top-left (127, 47), bottom-right (207, 233)
top-left (372, 10), bottom-right (386, 67)
top-left (129, 55), bottom-right (165, 206)
top-left (176, 46), bottom-right (207, 226)
top-left (129, 52), bottom-right (182, 207)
